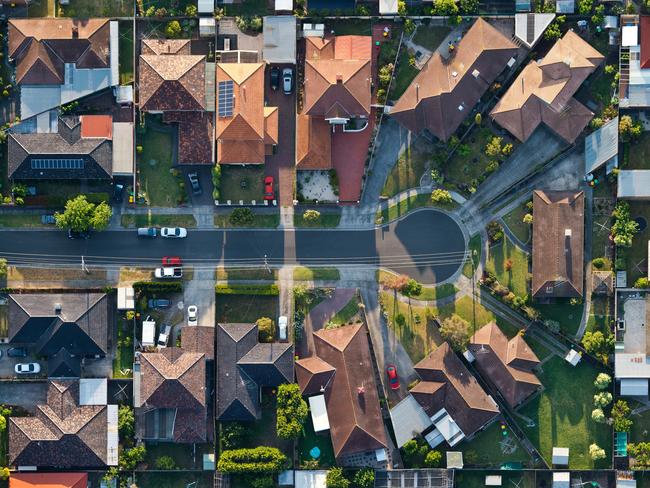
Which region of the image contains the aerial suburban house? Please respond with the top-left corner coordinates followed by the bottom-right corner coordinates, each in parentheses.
top-left (8, 18), bottom-right (119, 121)
top-left (8, 379), bottom-right (118, 469)
top-left (615, 294), bottom-right (650, 398)
top-left (134, 326), bottom-right (214, 443)
top-left (216, 323), bottom-right (293, 421)
top-left (295, 324), bottom-right (389, 467)
top-left (619, 15), bottom-right (650, 108)
top-left (491, 30), bottom-right (604, 143)
top-left (410, 342), bottom-right (500, 448)
top-left (532, 190), bottom-right (585, 299)
top-left (8, 114), bottom-right (114, 180)
top-left (8, 293), bottom-right (111, 377)
top-left (467, 322), bottom-right (542, 408)
top-left (138, 39), bottom-right (215, 164)
top-left (9, 473), bottom-right (88, 488)
top-left (390, 18), bottom-right (518, 142)
top-left (215, 62), bottom-right (278, 165)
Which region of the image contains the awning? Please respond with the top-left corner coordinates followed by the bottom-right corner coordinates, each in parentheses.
top-left (308, 395), bottom-right (330, 432)
top-left (389, 395), bottom-right (433, 447)
top-left (112, 122), bottom-right (134, 175)
top-left (80, 378), bottom-right (108, 405)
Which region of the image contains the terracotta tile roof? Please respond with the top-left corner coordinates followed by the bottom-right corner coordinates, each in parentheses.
top-left (305, 37), bottom-right (335, 60)
top-left (142, 39), bottom-right (191, 56)
top-left (181, 325), bottom-right (215, 359)
top-left (412, 342), bottom-right (499, 438)
top-left (9, 19), bottom-right (110, 85)
top-left (532, 190), bottom-right (585, 298)
top-left (295, 356), bottom-right (336, 396)
top-left (10, 472), bottom-right (87, 488)
top-left (296, 114), bottom-right (332, 169)
top-left (80, 115), bottom-right (112, 139)
top-left (306, 324), bottom-right (387, 459)
top-left (264, 106), bottom-right (279, 145)
top-left (391, 18), bottom-right (518, 142)
top-left (491, 30), bottom-right (603, 143)
top-left (163, 111), bottom-right (214, 164)
top-left (334, 35), bottom-right (373, 61)
top-left (469, 323), bottom-right (541, 408)
top-left (139, 53), bottom-right (206, 111)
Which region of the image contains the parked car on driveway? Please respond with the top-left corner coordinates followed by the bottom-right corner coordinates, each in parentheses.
top-left (162, 256), bottom-right (182, 266)
top-left (154, 267), bottom-right (183, 279)
top-left (386, 365), bottom-right (400, 390)
top-left (188, 172), bottom-right (202, 196)
top-left (282, 68), bottom-right (293, 95)
top-left (137, 227), bottom-right (157, 238)
top-left (148, 298), bottom-right (172, 309)
top-left (7, 347), bottom-right (28, 358)
top-left (15, 362), bottom-right (40, 375)
top-left (41, 214), bottom-right (56, 225)
top-left (278, 315), bottom-right (288, 341)
top-left (157, 324), bottom-right (172, 348)
top-left (270, 66), bottom-right (280, 90)
top-left (161, 227), bottom-right (187, 238)
top-left (187, 305), bottom-right (198, 326)
top-left (264, 176), bottom-right (275, 201)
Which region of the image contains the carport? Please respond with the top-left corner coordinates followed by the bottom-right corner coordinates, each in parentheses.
top-left (263, 16), bottom-right (297, 64)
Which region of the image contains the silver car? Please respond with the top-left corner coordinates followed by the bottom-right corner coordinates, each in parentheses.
top-left (15, 362), bottom-right (40, 375)
top-left (282, 68), bottom-right (293, 95)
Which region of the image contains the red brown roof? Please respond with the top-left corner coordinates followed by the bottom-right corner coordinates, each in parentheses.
top-left (10, 473), bottom-right (87, 488)
top-left (296, 114), bottom-right (332, 169)
top-left (142, 39), bottom-right (191, 56)
top-left (80, 115), bottom-right (112, 139)
top-left (295, 356), bottom-right (336, 395)
top-left (532, 190), bottom-right (585, 298)
top-left (641, 16), bottom-right (650, 69)
top-left (163, 111), bottom-right (214, 164)
top-left (391, 18), bottom-right (518, 141)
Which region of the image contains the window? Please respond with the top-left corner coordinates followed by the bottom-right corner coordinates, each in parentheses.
top-left (31, 158), bottom-right (84, 170)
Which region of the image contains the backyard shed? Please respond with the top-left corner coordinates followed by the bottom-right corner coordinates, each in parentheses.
top-left (555, 0), bottom-right (574, 12)
top-left (485, 475), bottom-right (503, 486)
top-left (117, 287), bottom-right (135, 310)
top-left (623, 25), bottom-right (639, 46)
top-left (199, 17), bottom-right (216, 37)
top-left (618, 170), bottom-right (650, 199)
top-left (263, 16), bottom-right (297, 64)
top-left (446, 451), bottom-right (463, 469)
top-left (564, 349), bottom-right (581, 366)
top-left (308, 395), bottom-right (330, 432)
top-left (389, 395), bottom-right (433, 447)
top-left (585, 116), bottom-right (618, 175)
top-left (275, 0), bottom-right (293, 10)
top-left (552, 472), bottom-right (570, 488)
top-left (380, 0), bottom-right (399, 14)
top-left (552, 447), bottom-right (569, 466)
top-left (197, 0), bottom-right (214, 13)
top-left (295, 470), bottom-right (327, 488)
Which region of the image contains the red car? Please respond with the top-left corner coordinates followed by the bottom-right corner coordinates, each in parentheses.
top-left (264, 176), bottom-right (275, 201)
top-left (386, 365), bottom-right (400, 390)
top-left (162, 256), bottom-right (182, 266)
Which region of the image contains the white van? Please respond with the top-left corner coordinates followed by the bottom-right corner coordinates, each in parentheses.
top-left (278, 316), bottom-right (288, 341)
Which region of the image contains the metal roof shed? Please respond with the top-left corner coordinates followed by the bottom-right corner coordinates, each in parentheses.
top-left (618, 170), bottom-right (650, 199)
top-left (621, 378), bottom-right (649, 396)
top-left (198, 0), bottom-right (214, 13)
top-left (389, 394), bottom-right (433, 447)
top-left (275, 0), bottom-right (293, 10)
top-left (263, 16), bottom-right (297, 64)
top-left (80, 378), bottom-right (108, 405)
top-left (308, 395), bottom-right (330, 432)
top-left (295, 470), bottom-right (327, 488)
top-left (623, 25), bottom-right (639, 46)
top-left (585, 116), bottom-right (618, 175)
top-left (552, 472), bottom-right (570, 488)
top-left (380, 0), bottom-right (398, 14)
top-left (552, 447), bottom-right (569, 466)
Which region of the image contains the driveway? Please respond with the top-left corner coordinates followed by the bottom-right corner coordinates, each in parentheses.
top-left (0, 343), bottom-right (42, 380)
top-left (0, 381), bottom-right (48, 412)
top-left (183, 267), bottom-right (216, 329)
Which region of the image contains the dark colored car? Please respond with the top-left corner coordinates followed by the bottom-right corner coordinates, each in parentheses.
top-left (41, 214), bottom-right (56, 225)
top-left (188, 172), bottom-right (202, 196)
top-left (7, 347), bottom-right (28, 358)
top-left (264, 176), bottom-right (275, 201)
top-left (148, 298), bottom-right (172, 309)
top-left (137, 227), bottom-right (157, 238)
top-left (270, 66), bottom-right (280, 91)
top-left (68, 229), bottom-right (90, 239)
top-left (162, 256), bottom-right (183, 266)
top-left (386, 365), bottom-right (400, 390)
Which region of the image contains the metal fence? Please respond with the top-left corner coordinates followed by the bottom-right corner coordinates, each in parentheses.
top-left (374, 469), bottom-right (454, 488)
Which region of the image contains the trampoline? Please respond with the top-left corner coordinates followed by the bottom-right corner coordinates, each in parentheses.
top-left (615, 431), bottom-right (628, 457)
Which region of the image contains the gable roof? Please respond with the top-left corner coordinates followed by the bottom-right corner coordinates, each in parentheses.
top-left (532, 190), bottom-right (585, 298)
top-left (10, 472), bottom-right (88, 488)
top-left (491, 30), bottom-right (603, 143)
top-left (142, 39), bottom-right (191, 56)
top-left (295, 356), bottom-right (336, 395)
top-left (391, 18), bottom-right (518, 141)
top-left (298, 324), bottom-right (387, 459)
top-left (296, 113), bottom-right (332, 169)
top-left (412, 342), bottom-right (499, 439)
top-left (469, 323), bottom-right (541, 407)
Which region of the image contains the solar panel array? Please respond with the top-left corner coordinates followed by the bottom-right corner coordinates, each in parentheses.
top-left (218, 80), bottom-right (234, 117)
top-left (31, 158), bottom-right (84, 170)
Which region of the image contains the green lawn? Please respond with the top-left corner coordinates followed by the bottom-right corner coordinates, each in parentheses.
top-left (625, 201), bottom-right (650, 283)
top-left (0, 214), bottom-right (47, 228)
top-left (629, 400), bottom-right (650, 444)
top-left (238, 391), bottom-right (293, 455)
top-left (503, 203), bottom-right (531, 244)
top-left (330, 295), bottom-right (361, 325)
top-left (462, 234), bottom-right (482, 278)
top-left (627, 133), bottom-right (650, 170)
top-left (485, 236), bottom-right (529, 297)
top-left (144, 442), bottom-right (211, 470)
top-left (216, 268), bottom-right (278, 281)
top-left (0, 305), bottom-right (7, 338)
top-left (294, 213), bottom-right (341, 228)
top-left (378, 193), bottom-right (457, 224)
top-left (214, 211), bottom-right (279, 228)
top-left (411, 25), bottom-right (451, 51)
top-left (381, 138), bottom-right (434, 198)
top-left (518, 356), bottom-right (612, 469)
top-left (119, 21), bottom-right (134, 85)
top-left (136, 472), bottom-right (214, 488)
top-left (390, 47), bottom-right (419, 101)
top-left (58, 0), bottom-right (133, 16)
top-left (456, 421), bottom-right (532, 467)
top-left (215, 294), bottom-right (279, 324)
top-left (586, 295), bottom-right (612, 336)
top-left (297, 414), bottom-right (336, 469)
top-left (327, 19), bottom-right (372, 36)
top-left (413, 283), bottom-right (457, 302)
top-left (454, 471), bottom-right (538, 488)
top-left (138, 124), bottom-right (184, 207)
top-left (23, 181), bottom-right (110, 208)
top-left (535, 300), bottom-right (584, 337)
top-left (220, 0), bottom-right (270, 16)
top-left (293, 267), bottom-right (340, 281)
top-left (219, 166), bottom-right (265, 203)
top-left (27, 0), bottom-right (54, 17)
top-left (121, 214), bottom-right (196, 228)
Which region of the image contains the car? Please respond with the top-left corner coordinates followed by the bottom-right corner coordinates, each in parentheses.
top-left (264, 176), bottom-right (275, 201)
top-left (386, 365), bottom-right (400, 390)
top-left (148, 298), bottom-right (172, 309)
top-left (41, 214), bottom-right (56, 225)
top-left (188, 172), bottom-right (202, 196)
top-left (7, 347), bottom-right (28, 358)
top-left (161, 227), bottom-right (187, 238)
top-left (187, 305), bottom-right (198, 326)
top-left (278, 315), bottom-right (288, 341)
top-left (15, 362), bottom-right (40, 375)
top-left (270, 66), bottom-right (280, 90)
top-left (162, 256), bottom-right (183, 266)
top-left (155, 267), bottom-right (183, 279)
top-left (137, 227), bottom-right (157, 238)
top-left (282, 68), bottom-right (293, 95)
top-left (68, 229), bottom-right (90, 239)
top-left (157, 324), bottom-right (172, 348)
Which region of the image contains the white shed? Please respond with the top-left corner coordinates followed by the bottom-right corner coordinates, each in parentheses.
top-left (142, 318), bottom-right (156, 347)
top-left (564, 349), bottom-right (581, 366)
top-left (552, 447), bottom-right (569, 466)
top-left (618, 170), bottom-right (650, 199)
top-left (295, 470), bottom-right (327, 488)
top-left (552, 472), bottom-right (570, 488)
top-left (275, 0), bottom-right (293, 11)
top-left (197, 0), bottom-right (214, 14)
top-left (308, 395), bottom-right (330, 432)
top-left (380, 0), bottom-right (398, 14)
top-left (117, 287), bottom-right (135, 310)
top-left (485, 475), bottom-right (503, 486)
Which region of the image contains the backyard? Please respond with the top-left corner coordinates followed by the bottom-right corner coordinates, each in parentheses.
top-left (625, 132), bottom-right (650, 170)
top-left (297, 415), bottom-right (336, 469)
top-left (517, 357), bottom-right (612, 469)
top-left (113, 316), bottom-right (134, 379)
top-left (219, 166), bottom-right (265, 203)
top-left (58, 0), bottom-right (133, 16)
top-left (143, 442), bottom-right (212, 470)
top-left (455, 421), bottom-right (532, 467)
top-left (453, 471), bottom-right (538, 488)
top-left (485, 236), bottom-right (529, 297)
top-left (535, 300), bottom-right (584, 337)
top-left (136, 472), bottom-right (214, 488)
top-left (624, 201), bottom-right (650, 284)
top-left (119, 21), bottom-right (134, 85)
top-left (411, 24), bottom-right (451, 52)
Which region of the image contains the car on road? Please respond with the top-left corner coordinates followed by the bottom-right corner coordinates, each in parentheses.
top-left (270, 66), bottom-right (280, 90)
top-left (386, 365), bottom-right (400, 390)
top-left (154, 267), bottom-right (183, 279)
top-left (137, 227), bottom-right (157, 238)
top-left (188, 172), bottom-right (202, 196)
top-left (148, 298), bottom-right (172, 309)
top-left (68, 229), bottom-right (90, 239)
top-left (157, 324), bottom-right (172, 348)
top-left (161, 227), bottom-right (187, 238)
top-left (278, 315), bottom-right (288, 341)
top-left (41, 214), bottom-right (56, 225)
top-left (15, 362), bottom-right (40, 375)
top-left (187, 305), bottom-right (198, 326)
top-left (7, 347), bottom-right (28, 358)
top-left (264, 176), bottom-right (275, 201)
top-left (282, 68), bottom-right (293, 95)
top-left (162, 256), bottom-right (182, 266)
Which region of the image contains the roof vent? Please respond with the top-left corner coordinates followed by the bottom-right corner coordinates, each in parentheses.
top-left (357, 386), bottom-right (365, 395)
top-left (565, 229), bottom-right (572, 237)
top-left (54, 303), bottom-right (62, 314)
top-left (458, 105), bottom-right (464, 111)
top-left (452, 71), bottom-right (458, 78)
top-left (336, 74), bottom-right (343, 83)
top-left (472, 69), bottom-right (480, 78)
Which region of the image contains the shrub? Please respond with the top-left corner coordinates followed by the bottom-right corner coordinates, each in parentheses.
top-left (120, 445), bottom-right (146, 470)
top-left (155, 456), bottom-right (176, 470)
top-left (594, 373), bottom-right (611, 390)
top-left (593, 391), bottom-right (613, 408)
top-left (485, 137), bottom-right (502, 158)
top-left (0, 258), bottom-right (7, 278)
top-left (353, 468), bottom-right (375, 488)
top-left (431, 0), bottom-right (458, 15)
top-left (589, 443), bottom-right (606, 460)
top-left (276, 383), bottom-right (309, 440)
top-left (327, 468), bottom-right (350, 488)
top-left (440, 315), bottom-right (470, 351)
top-left (217, 447), bottom-right (289, 474)
top-left (185, 4), bottom-right (198, 15)
top-left (592, 257), bottom-right (605, 269)
top-left (395, 313), bottom-right (406, 327)
top-left (118, 405), bottom-right (135, 443)
top-left (229, 207), bottom-right (255, 226)
top-left (402, 439), bottom-right (418, 456)
top-left (487, 221), bottom-right (504, 243)
top-left (303, 209), bottom-right (321, 223)
top-left (635, 277), bottom-right (650, 288)
top-left (612, 400), bottom-right (632, 432)
top-left (629, 442), bottom-right (650, 468)
top-left (251, 477), bottom-right (274, 488)
top-left (424, 450), bottom-right (442, 467)
top-left (522, 213), bottom-right (533, 224)
top-left (543, 319), bottom-right (560, 333)
top-left (165, 20), bottom-right (181, 38)
top-left (133, 281), bottom-right (182, 293)
top-left (220, 422), bottom-right (246, 449)
top-left (431, 189), bottom-right (453, 205)
top-left (256, 317), bottom-right (275, 342)
top-left (591, 408), bottom-right (606, 423)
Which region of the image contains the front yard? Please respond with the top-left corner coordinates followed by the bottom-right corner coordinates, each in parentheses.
top-left (503, 203), bottom-right (531, 245)
top-left (293, 267), bottom-right (340, 281)
top-left (215, 290), bottom-right (279, 325)
top-left (219, 166), bottom-right (265, 203)
top-left (455, 421), bottom-right (533, 467)
top-left (121, 214), bottom-right (197, 228)
top-left (381, 137), bottom-right (432, 198)
top-left (23, 180), bottom-right (110, 208)
top-left (517, 356), bottom-right (612, 469)
top-left (214, 210), bottom-right (279, 228)
top-left (485, 236), bottom-right (529, 297)
top-left (378, 193), bottom-right (458, 224)
top-left (535, 300), bottom-right (584, 337)
top-left (294, 212), bottom-right (341, 228)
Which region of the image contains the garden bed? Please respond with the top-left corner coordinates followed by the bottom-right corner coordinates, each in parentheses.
top-left (294, 212), bottom-right (341, 228)
top-left (214, 211), bottom-right (279, 228)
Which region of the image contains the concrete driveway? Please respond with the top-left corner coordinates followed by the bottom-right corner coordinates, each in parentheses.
top-left (0, 381), bottom-right (48, 412)
top-left (0, 344), bottom-right (43, 380)
top-left (183, 267), bottom-right (215, 329)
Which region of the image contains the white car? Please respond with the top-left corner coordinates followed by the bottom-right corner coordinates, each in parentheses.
top-left (187, 305), bottom-right (198, 326)
top-left (154, 267), bottom-right (183, 279)
top-left (278, 315), bottom-right (288, 341)
top-left (161, 227), bottom-right (187, 238)
top-left (15, 362), bottom-right (40, 375)
top-left (157, 324), bottom-right (172, 348)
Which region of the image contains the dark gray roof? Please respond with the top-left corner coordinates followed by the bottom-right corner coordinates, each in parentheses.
top-left (238, 343), bottom-right (294, 386)
top-left (48, 348), bottom-right (82, 378)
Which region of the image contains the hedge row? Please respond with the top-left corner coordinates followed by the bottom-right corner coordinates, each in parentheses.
top-left (217, 447), bottom-right (288, 474)
top-left (133, 281), bottom-right (182, 293)
top-left (215, 284), bottom-right (279, 296)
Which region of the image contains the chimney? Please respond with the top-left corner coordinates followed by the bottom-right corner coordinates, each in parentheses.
top-left (54, 303), bottom-right (62, 314)
top-left (72, 26), bottom-right (79, 39)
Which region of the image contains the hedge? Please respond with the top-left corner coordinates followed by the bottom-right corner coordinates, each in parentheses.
top-left (133, 281), bottom-right (182, 293)
top-left (217, 447), bottom-right (288, 474)
top-left (215, 284), bottom-right (279, 296)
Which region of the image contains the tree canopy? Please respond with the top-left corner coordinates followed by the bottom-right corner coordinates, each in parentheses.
top-left (55, 195), bottom-right (112, 232)
top-left (276, 383), bottom-right (309, 440)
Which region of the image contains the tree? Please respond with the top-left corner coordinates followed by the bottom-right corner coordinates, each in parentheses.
top-left (611, 201), bottom-right (639, 247)
top-left (590, 117), bottom-right (604, 129)
top-left (402, 439), bottom-right (419, 456)
top-left (589, 443), bottom-right (606, 460)
top-left (581, 331), bottom-right (614, 363)
top-left (380, 273), bottom-right (409, 293)
top-left (165, 20), bottom-right (181, 38)
top-left (55, 195), bottom-right (112, 233)
top-left (326, 467), bottom-right (350, 488)
top-left (155, 455), bottom-right (176, 470)
top-left (591, 4), bottom-right (605, 25)
top-left (303, 209), bottom-right (321, 223)
top-left (229, 207), bottom-right (255, 226)
top-left (474, 113), bottom-right (482, 125)
top-left (577, 0), bottom-right (593, 14)
top-left (485, 137), bottom-right (503, 158)
top-left (397, 0), bottom-right (407, 15)
top-left (378, 64), bottom-right (394, 87)
top-left (221, 422), bottom-right (247, 449)
top-left (118, 405), bottom-right (135, 443)
top-left (544, 16), bottom-right (565, 41)
top-left (353, 468), bottom-right (375, 488)
top-left (636, 277), bottom-right (650, 288)
top-left (591, 408), bottom-right (606, 423)
top-left (460, 0), bottom-right (479, 13)
top-left (402, 278), bottom-right (423, 298)
top-left (612, 400), bottom-right (633, 432)
top-left (0, 468), bottom-right (9, 481)
top-left (523, 213), bottom-right (533, 224)
top-left (276, 383), bottom-right (308, 440)
top-left (594, 373), bottom-right (611, 390)
top-left (185, 4), bottom-right (198, 15)
top-left (431, 189), bottom-right (453, 204)
top-left (440, 315), bottom-right (470, 352)
top-left (424, 450), bottom-right (442, 467)
top-left (0, 258), bottom-right (7, 278)
top-left (120, 445), bottom-right (146, 470)
top-left (629, 442), bottom-right (650, 468)
top-left (620, 115), bottom-right (643, 142)
top-left (431, 0), bottom-right (458, 15)
top-left (404, 19), bottom-right (415, 34)
top-left (0, 415), bottom-right (5, 432)
top-left (256, 317), bottom-right (274, 342)
top-left (593, 391), bottom-right (613, 408)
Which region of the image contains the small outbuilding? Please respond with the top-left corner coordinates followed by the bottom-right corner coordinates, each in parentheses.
top-left (552, 447), bottom-right (569, 466)
top-left (585, 116), bottom-right (618, 176)
top-left (308, 395), bottom-right (330, 433)
top-left (564, 349), bottom-right (581, 367)
top-left (618, 170), bottom-right (650, 199)
top-left (552, 472), bottom-right (570, 488)
top-left (389, 394), bottom-right (433, 447)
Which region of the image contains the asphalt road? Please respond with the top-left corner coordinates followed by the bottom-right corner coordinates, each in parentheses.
top-left (0, 209), bottom-right (467, 284)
